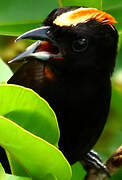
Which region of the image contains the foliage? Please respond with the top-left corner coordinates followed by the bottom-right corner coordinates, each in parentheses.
top-left (0, 58), bottom-right (13, 83)
top-left (0, 85), bottom-right (72, 180)
top-left (0, 0), bottom-right (122, 180)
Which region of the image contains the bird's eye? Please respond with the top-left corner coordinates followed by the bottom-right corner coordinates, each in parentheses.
top-left (72, 38), bottom-right (88, 52)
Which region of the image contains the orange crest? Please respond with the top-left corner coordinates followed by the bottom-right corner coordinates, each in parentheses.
top-left (53, 7), bottom-right (117, 27)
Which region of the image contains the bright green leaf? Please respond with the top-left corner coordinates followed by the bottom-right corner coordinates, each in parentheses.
top-left (6, 173), bottom-right (32, 180)
top-left (0, 116), bottom-right (72, 180)
top-left (0, 162), bottom-right (29, 180)
top-left (40, 174), bottom-right (57, 180)
top-left (0, 84), bottom-right (59, 146)
top-left (6, 153), bottom-right (30, 177)
top-left (0, 163), bottom-right (6, 180)
top-left (0, 84), bottom-right (60, 176)
top-left (0, 58), bottom-right (13, 83)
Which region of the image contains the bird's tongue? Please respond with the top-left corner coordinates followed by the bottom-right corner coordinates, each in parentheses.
top-left (35, 41), bottom-right (64, 61)
top-left (31, 40), bottom-right (63, 61)
top-left (36, 41), bottom-right (59, 54)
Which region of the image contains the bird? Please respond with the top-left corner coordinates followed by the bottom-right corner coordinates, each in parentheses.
top-left (7, 6), bottom-right (118, 174)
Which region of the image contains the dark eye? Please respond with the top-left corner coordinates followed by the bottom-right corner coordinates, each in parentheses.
top-left (72, 37), bottom-right (88, 52)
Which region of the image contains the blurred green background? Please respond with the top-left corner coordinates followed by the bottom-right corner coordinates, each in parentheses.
top-left (0, 0), bottom-right (122, 179)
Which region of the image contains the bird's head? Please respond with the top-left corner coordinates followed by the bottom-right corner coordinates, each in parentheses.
top-left (9, 7), bottom-right (118, 74)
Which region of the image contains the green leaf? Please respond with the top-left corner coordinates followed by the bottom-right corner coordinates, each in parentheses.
top-left (0, 163), bottom-right (6, 180)
top-left (0, 0), bottom-right (58, 25)
top-left (0, 84), bottom-right (60, 176)
top-left (5, 153), bottom-right (30, 177)
top-left (0, 23), bottom-right (41, 36)
top-left (0, 158), bottom-right (32, 180)
top-left (0, 0), bottom-right (58, 36)
top-left (0, 116), bottom-right (72, 180)
top-left (71, 162), bottom-right (86, 180)
top-left (0, 58), bottom-right (13, 83)
top-left (0, 84), bottom-right (59, 146)
top-left (59, 0), bottom-right (102, 9)
top-left (6, 174), bottom-right (32, 180)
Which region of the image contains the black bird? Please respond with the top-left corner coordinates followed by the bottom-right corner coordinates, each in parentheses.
top-left (8, 6), bottom-right (118, 173)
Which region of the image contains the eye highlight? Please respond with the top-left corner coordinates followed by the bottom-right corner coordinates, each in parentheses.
top-left (72, 37), bottom-right (88, 52)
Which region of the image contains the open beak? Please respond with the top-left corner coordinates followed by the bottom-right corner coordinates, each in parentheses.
top-left (8, 26), bottom-right (62, 64)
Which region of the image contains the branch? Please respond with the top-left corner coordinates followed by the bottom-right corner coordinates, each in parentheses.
top-left (84, 145), bottom-right (122, 180)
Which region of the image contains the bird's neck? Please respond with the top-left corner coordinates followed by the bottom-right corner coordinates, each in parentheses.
top-left (64, 70), bottom-right (110, 83)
